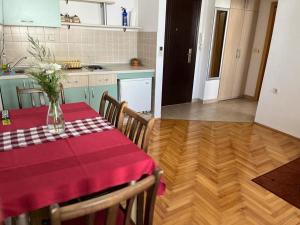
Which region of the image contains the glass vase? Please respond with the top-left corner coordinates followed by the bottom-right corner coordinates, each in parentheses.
top-left (47, 100), bottom-right (65, 134)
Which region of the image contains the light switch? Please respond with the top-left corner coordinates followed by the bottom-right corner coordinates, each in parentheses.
top-left (159, 46), bottom-right (164, 56)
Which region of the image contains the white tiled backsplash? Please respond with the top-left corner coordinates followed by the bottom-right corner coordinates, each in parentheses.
top-left (2, 26), bottom-right (157, 68)
top-left (138, 32), bottom-right (157, 68)
top-left (3, 26), bottom-right (138, 65)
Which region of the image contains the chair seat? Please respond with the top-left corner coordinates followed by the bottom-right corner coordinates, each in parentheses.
top-left (63, 207), bottom-right (134, 225)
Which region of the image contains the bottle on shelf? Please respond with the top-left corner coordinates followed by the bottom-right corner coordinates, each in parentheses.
top-left (121, 7), bottom-right (128, 27)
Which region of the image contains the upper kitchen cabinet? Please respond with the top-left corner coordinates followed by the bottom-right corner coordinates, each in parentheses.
top-left (3, 0), bottom-right (60, 27)
top-left (0, 0), bottom-right (3, 24)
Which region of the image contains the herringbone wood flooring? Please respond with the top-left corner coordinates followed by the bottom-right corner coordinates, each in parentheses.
top-left (149, 120), bottom-right (300, 225)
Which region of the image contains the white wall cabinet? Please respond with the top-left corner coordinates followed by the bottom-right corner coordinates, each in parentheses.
top-left (3, 0), bottom-right (60, 27)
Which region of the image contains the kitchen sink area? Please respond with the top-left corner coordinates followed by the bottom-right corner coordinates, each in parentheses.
top-left (0, 0), bottom-right (158, 115)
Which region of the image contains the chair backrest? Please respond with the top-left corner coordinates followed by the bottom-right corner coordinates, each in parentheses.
top-left (99, 91), bottom-right (126, 129)
top-left (50, 169), bottom-right (162, 225)
top-left (117, 107), bottom-right (155, 153)
top-left (16, 83), bottom-right (65, 109)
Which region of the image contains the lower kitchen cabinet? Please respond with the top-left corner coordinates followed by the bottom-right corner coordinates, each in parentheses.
top-left (64, 85), bottom-right (117, 112)
top-left (89, 85), bottom-right (118, 112)
top-left (0, 78), bottom-right (35, 109)
top-left (64, 87), bottom-right (89, 105)
top-left (0, 73), bottom-right (118, 111)
top-left (1, 79), bottom-right (23, 109)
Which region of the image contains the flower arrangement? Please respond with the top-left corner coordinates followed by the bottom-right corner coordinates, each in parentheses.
top-left (26, 35), bottom-right (64, 103)
top-left (26, 34), bottom-right (65, 134)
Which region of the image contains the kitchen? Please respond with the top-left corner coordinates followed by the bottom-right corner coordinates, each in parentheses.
top-left (0, 0), bottom-right (160, 115)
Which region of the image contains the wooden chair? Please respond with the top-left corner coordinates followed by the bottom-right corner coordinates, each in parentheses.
top-left (118, 107), bottom-right (155, 153)
top-left (16, 83), bottom-right (65, 109)
top-left (99, 91), bottom-right (126, 129)
top-left (50, 169), bottom-right (163, 225)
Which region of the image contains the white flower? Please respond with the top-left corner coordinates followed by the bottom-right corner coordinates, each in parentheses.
top-left (53, 63), bottom-right (62, 71)
top-left (38, 63), bottom-right (62, 73)
top-left (46, 70), bottom-right (54, 74)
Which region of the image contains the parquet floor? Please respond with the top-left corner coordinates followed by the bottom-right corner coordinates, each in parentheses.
top-left (149, 119), bottom-right (300, 225)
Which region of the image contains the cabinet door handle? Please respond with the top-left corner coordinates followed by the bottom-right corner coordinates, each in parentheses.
top-left (84, 89), bottom-right (87, 99)
top-left (23, 80), bottom-right (26, 87)
top-left (21, 20), bottom-right (34, 23)
top-left (91, 88), bottom-right (95, 98)
top-left (236, 49), bottom-right (241, 59)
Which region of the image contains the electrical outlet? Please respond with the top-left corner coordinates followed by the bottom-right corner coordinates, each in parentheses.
top-left (48, 35), bottom-right (55, 41)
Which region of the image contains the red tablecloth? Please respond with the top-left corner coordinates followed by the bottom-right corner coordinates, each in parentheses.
top-left (0, 103), bottom-right (158, 218)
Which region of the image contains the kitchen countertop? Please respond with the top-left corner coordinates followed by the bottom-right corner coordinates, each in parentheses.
top-left (0, 64), bottom-right (155, 80)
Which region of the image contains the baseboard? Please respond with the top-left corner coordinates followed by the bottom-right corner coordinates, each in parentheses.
top-left (243, 95), bottom-right (257, 101)
top-left (192, 98), bottom-right (203, 103)
top-left (254, 122), bottom-right (300, 140)
top-left (203, 99), bottom-right (219, 104)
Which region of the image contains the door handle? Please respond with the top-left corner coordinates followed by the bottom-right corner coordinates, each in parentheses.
top-left (236, 49), bottom-right (241, 59)
top-left (21, 20), bottom-right (34, 23)
top-left (84, 89), bottom-right (87, 99)
top-left (91, 88), bottom-right (95, 98)
top-left (187, 48), bottom-right (192, 64)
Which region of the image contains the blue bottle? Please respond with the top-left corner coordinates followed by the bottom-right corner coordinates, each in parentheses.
top-left (121, 7), bottom-right (128, 26)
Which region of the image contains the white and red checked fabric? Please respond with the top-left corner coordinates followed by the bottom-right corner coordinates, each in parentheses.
top-left (0, 117), bottom-right (113, 151)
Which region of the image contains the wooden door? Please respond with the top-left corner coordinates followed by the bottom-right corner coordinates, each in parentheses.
top-left (218, 9), bottom-right (244, 100)
top-left (255, 1), bottom-right (277, 100)
top-left (232, 10), bottom-right (258, 98)
top-left (162, 0), bottom-right (202, 106)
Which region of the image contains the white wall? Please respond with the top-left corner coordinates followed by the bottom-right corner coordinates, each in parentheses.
top-left (192, 0), bottom-right (216, 100)
top-left (203, 80), bottom-right (220, 100)
top-left (138, 0), bottom-right (159, 32)
top-left (137, 0), bottom-right (162, 118)
top-left (255, 0), bottom-right (300, 138)
top-left (193, 0), bottom-right (232, 101)
top-left (60, 1), bottom-right (103, 24)
top-left (244, 0), bottom-right (273, 97)
top-left (215, 0), bottom-right (231, 9)
top-left (107, 0), bottom-right (138, 26)
top-left (60, 0), bottom-right (138, 26)
top-left (154, 0), bottom-right (166, 118)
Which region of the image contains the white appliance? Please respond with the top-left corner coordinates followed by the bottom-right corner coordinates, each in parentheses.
top-left (118, 78), bottom-right (152, 112)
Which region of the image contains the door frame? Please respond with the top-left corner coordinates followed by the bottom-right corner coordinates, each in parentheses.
top-left (207, 7), bottom-right (230, 81)
top-left (254, 1), bottom-right (278, 101)
top-left (162, 0), bottom-right (202, 106)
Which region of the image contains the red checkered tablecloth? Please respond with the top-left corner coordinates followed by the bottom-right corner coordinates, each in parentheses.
top-left (0, 116), bottom-right (113, 151)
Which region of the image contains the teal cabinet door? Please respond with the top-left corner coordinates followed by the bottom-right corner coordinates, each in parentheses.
top-left (0, 0), bottom-right (3, 25)
top-left (64, 87), bottom-right (89, 105)
top-left (89, 85), bottom-right (118, 112)
top-left (0, 78), bottom-right (30, 109)
top-left (3, 0), bottom-right (60, 27)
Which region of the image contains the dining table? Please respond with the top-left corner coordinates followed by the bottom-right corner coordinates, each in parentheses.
top-left (0, 102), bottom-right (162, 223)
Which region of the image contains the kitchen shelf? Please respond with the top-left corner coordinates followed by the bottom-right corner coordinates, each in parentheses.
top-left (66, 0), bottom-right (115, 4)
top-left (61, 22), bottom-right (141, 30)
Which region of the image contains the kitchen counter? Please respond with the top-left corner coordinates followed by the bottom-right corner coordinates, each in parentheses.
top-left (0, 64), bottom-right (155, 80)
